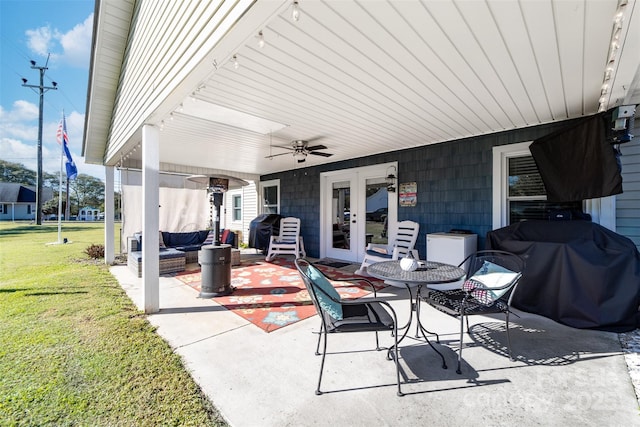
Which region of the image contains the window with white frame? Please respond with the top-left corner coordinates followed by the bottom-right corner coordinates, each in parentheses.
top-left (261, 180), bottom-right (280, 214)
top-left (232, 195), bottom-right (242, 221)
top-left (493, 142), bottom-right (581, 228)
top-left (507, 156), bottom-right (581, 223)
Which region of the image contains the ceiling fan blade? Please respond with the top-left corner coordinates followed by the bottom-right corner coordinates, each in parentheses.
top-left (306, 144), bottom-right (328, 151)
top-left (272, 145), bottom-right (295, 151)
top-left (309, 151), bottom-right (333, 157)
top-left (265, 152), bottom-right (291, 159)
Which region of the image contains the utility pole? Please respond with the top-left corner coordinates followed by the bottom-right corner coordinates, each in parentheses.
top-left (22, 55), bottom-right (57, 225)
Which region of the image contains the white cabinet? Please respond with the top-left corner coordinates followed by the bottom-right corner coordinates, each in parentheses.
top-left (426, 233), bottom-right (477, 265)
top-left (425, 233), bottom-right (477, 290)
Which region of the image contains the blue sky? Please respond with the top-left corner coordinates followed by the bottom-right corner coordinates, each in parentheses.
top-left (0, 0), bottom-right (103, 180)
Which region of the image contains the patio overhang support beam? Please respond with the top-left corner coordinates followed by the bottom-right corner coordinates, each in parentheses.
top-left (142, 124), bottom-right (160, 313)
top-left (104, 166), bottom-right (115, 265)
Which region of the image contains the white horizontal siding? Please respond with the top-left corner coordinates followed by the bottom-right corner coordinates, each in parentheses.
top-left (617, 120), bottom-right (640, 250)
top-left (106, 0), bottom-right (257, 159)
top-left (223, 180), bottom-right (258, 245)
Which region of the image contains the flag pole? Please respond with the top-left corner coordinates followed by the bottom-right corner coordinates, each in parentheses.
top-left (57, 111), bottom-right (64, 243)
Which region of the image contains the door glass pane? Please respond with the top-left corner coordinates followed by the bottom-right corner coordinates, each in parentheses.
top-left (332, 181), bottom-right (350, 249)
top-left (365, 178), bottom-right (388, 246)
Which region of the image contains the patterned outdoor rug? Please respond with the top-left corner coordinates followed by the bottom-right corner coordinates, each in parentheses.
top-left (175, 257), bottom-right (385, 332)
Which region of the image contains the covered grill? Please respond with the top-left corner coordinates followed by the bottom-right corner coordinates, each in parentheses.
top-left (248, 214), bottom-right (282, 253)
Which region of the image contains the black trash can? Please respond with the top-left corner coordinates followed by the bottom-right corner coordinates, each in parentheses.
top-left (198, 244), bottom-right (232, 297)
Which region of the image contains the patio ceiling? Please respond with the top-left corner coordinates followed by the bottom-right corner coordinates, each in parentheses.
top-left (85, 0), bottom-right (640, 176)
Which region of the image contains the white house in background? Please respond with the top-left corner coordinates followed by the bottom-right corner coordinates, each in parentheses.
top-left (78, 207), bottom-right (100, 221)
top-left (0, 183), bottom-right (53, 221)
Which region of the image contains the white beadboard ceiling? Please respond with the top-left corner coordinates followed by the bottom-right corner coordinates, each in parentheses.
top-left (85, 0), bottom-right (640, 176)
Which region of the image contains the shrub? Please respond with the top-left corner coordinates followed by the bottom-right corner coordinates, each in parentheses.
top-left (85, 243), bottom-right (105, 259)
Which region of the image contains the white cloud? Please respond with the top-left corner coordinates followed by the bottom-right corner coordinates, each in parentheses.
top-left (26, 26), bottom-right (54, 56)
top-left (58, 14), bottom-right (94, 68)
top-left (0, 138), bottom-right (37, 170)
top-left (2, 100), bottom-right (39, 121)
top-left (0, 102), bottom-right (103, 181)
top-left (25, 13), bottom-right (93, 69)
top-left (0, 100), bottom-right (39, 141)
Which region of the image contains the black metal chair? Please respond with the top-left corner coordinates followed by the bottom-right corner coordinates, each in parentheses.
top-left (419, 250), bottom-right (524, 374)
top-left (294, 258), bottom-right (403, 396)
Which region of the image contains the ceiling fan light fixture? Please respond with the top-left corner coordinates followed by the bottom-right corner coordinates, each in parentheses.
top-left (258, 31), bottom-right (265, 48)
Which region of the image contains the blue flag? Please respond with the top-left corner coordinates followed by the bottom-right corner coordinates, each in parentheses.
top-left (56, 114), bottom-right (78, 180)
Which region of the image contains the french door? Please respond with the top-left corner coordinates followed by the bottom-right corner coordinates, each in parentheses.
top-left (321, 163), bottom-right (397, 262)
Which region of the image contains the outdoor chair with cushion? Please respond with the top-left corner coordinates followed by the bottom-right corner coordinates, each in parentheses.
top-left (419, 250), bottom-right (524, 374)
top-left (294, 258), bottom-right (403, 396)
top-left (265, 217), bottom-right (306, 261)
top-left (354, 220), bottom-right (419, 281)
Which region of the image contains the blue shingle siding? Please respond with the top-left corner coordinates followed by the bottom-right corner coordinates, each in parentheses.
top-left (263, 119), bottom-right (585, 258)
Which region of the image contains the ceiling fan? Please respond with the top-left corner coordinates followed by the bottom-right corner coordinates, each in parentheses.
top-left (266, 139), bottom-right (334, 163)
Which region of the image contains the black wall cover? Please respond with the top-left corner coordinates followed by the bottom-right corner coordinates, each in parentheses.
top-left (529, 113), bottom-right (623, 202)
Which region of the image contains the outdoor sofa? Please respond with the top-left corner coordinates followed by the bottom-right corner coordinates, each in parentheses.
top-left (127, 229), bottom-right (238, 277)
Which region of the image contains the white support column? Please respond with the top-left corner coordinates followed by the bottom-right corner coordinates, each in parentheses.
top-left (104, 166), bottom-right (115, 265)
top-left (142, 124), bottom-right (160, 313)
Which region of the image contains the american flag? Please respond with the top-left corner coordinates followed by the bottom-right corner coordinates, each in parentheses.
top-left (56, 114), bottom-right (78, 180)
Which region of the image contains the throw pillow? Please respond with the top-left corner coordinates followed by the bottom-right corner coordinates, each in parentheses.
top-left (221, 229), bottom-right (230, 245)
top-left (203, 230), bottom-right (215, 245)
top-left (462, 261), bottom-right (519, 305)
top-left (307, 264), bottom-right (343, 320)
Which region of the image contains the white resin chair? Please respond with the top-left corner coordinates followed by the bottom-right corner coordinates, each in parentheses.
top-left (355, 220), bottom-right (420, 276)
top-left (265, 217), bottom-right (306, 261)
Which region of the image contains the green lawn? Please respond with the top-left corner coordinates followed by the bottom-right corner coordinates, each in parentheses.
top-left (0, 222), bottom-right (226, 426)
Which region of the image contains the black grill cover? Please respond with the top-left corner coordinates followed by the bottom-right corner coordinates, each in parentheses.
top-left (248, 214), bottom-right (282, 252)
top-left (487, 220), bottom-right (640, 332)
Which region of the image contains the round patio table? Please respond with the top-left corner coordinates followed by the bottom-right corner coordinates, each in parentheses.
top-left (366, 260), bottom-right (466, 369)
top-left (366, 260), bottom-right (465, 286)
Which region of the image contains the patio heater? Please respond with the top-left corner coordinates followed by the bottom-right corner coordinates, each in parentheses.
top-left (186, 174), bottom-right (248, 243)
top-left (186, 174), bottom-right (248, 297)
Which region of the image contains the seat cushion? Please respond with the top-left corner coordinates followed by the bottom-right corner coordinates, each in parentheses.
top-left (325, 302), bottom-right (394, 332)
top-left (307, 264), bottom-right (343, 320)
top-left (174, 244), bottom-right (202, 252)
top-left (464, 261), bottom-right (519, 305)
top-left (424, 289), bottom-right (509, 317)
top-left (129, 248), bottom-right (185, 262)
top-left (162, 230), bottom-right (209, 247)
top-left (365, 249), bottom-right (392, 259)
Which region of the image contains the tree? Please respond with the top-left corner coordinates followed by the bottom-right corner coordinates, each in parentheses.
top-left (69, 174), bottom-right (105, 214)
top-left (43, 170), bottom-right (62, 192)
top-left (0, 160), bottom-right (36, 185)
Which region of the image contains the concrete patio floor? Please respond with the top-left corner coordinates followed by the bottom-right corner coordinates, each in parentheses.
top-left (110, 255), bottom-right (640, 426)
